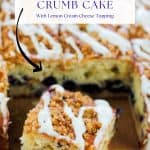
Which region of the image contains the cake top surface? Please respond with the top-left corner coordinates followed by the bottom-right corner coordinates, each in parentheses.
top-left (0, 1), bottom-right (149, 62)
top-left (0, 0), bottom-right (149, 92)
top-left (24, 85), bottom-right (115, 150)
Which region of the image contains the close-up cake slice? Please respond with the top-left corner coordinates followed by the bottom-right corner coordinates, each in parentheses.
top-left (21, 85), bottom-right (116, 150)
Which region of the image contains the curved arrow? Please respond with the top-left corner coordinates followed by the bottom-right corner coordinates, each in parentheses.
top-left (16, 8), bottom-right (42, 72)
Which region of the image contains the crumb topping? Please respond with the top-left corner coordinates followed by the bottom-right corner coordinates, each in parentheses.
top-left (24, 86), bottom-right (114, 150)
top-left (83, 109), bottom-right (101, 149)
top-left (63, 91), bottom-right (94, 116)
top-left (50, 91), bottom-right (75, 139)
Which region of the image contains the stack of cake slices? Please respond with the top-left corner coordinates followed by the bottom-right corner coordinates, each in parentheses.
top-left (0, 0), bottom-right (150, 149)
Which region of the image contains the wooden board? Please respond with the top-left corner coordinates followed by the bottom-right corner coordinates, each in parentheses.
top-left (1, 93), bottom-right (139, 150)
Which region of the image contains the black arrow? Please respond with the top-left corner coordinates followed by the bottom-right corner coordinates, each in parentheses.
top-left (16, 8), bottom-right (42, 72)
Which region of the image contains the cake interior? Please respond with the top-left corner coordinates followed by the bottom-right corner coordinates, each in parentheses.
top-left (6, 58), bottom-right (147, 147)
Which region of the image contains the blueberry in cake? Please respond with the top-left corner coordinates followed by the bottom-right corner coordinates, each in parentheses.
top-left (0, 0), bottom-right (150, 149)
top-left (21, 85), bottom-right (116, 150)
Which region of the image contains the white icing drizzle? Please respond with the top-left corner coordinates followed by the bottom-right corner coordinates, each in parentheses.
top-left (0, 93), bottom-right (9, 133)
top-left (145, 96), bottom-right (150, 123)
top-left (46, 24), bottom-right (59, 34)
top-left (18, 25), bottom-right (63, 60)
top-left (63, 52), bottom-right (75, 60)
top-left (136, 7), bottom-right (150, 33)
top-left (38, 86), bottom-right (75, 143)
top-left (65, 36), bottom-right (83, 60)
top-left (50, 84), bottom-right (65, 93)
top-left (0, 23), bottom-right (2, 47)
top-left (141, 75), bottom-right (150, 123)
top-left (38, 91), bottom-right (58, 136)
top-left (86, 24), bottom-right (131, 53)
top-left (1, 0), bottom-right (14, 21)
top-left (38, 85), bottom-right (114, 149)
top-left (142, 75), bottom-right (150, 96)
top-left (132, 39), bottom-right (150, 60)
top-left (8, 30), bottom-right (30, 57)
top-left (64, 104), bottom-right (86, 150)
top-left (94, 100), bottom-right (114, 148)
top-left (1, 20), bottom-right (15, 26)
top-left (141, 61), bottom-right (150, 69)
top-left (62, 25), bottom-right (110, 55)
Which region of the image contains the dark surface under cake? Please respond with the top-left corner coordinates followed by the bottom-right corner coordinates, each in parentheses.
top-left (4, 90), bottom-right (139, 150)
top-left (8, 74), bottom-right (131, 97)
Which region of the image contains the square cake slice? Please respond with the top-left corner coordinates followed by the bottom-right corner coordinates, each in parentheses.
top-left (21, 85), bottom-right (116, 150)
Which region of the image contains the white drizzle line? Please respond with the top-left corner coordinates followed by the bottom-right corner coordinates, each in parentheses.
top-left (63, 52), bottom-right (75, 60)
top-left (142, 75), bottom-right (150, 96)
top-left (7, 24), bottom-right (63, 60)
top-left (1, 0), bottom-right (14, 21)
top-left (141, 61), bottom-right (150, 69)
top-left (65, 36), bottom-right (83, 60)
top-left (94, 100), bottom-right (114, 148)
top-left (132, 39), bottom-right (150, 60)
top-left (46, 24), bottom-right (59, 34)
top-left (38, 87), bottom-right (72, 142)
top-left (38, 85), bottom-right (114, 149)
top-left (0, 23), bottom-right (2, 46)
top-left (38, 86), bottom-right (80, 148)
top-left (141, 75), bottom-right (150, 123)
top-left (136, 7), bottom-right (150, 34)
top-left (19, 25), bottom-right (63, 60)
top-left (64, 103), bottom-right (86, 150)
top-left (8, 30), bottom-right (30, 57)
top-left (86, 24), bottom-right (131, 53)
top-left (1, 20), bottom-right (15, 26)
top-left (50, 84), bottom-right (64, 93)
top-left (62, 25), bottom-right (110, 56)
top-left (38, 91), bottom-right (60, 137)
top-left (145, 96), bottom-right (150, 123)
top-left (0, 93), bottom-right (9, 133)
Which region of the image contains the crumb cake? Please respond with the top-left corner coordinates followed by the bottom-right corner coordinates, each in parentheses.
top-left (0, 0), bottom-right (150, 149)
top-left (21, 85), bottom-right (116, 150)
top-left (0, 56), bottom-right (9, 138)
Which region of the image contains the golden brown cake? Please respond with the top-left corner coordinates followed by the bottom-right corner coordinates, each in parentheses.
top-left (21, 85), bottom-right (116, 150)
top-left (0, 0), bottom-right (150, 149)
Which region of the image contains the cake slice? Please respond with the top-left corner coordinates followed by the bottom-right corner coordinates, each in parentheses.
top-left (131, 39), bottom-right (150, 149)
top-left (0, 56), bottom-right (9, 138)
top-left (21, 85), bottom-right (116, 150)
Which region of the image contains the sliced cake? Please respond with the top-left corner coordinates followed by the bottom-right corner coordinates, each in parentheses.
top-left (21, 85), bottom-right (116, 150)
top-left (0, 0), bottom-right (150, 149)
